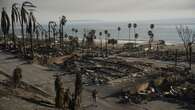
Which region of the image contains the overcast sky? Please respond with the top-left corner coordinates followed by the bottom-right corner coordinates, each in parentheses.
top-left (0, 0), bottom-right (194, 23)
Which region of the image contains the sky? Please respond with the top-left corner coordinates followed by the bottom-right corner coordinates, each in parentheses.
top-left (0, 0), bottom-right (195, 24)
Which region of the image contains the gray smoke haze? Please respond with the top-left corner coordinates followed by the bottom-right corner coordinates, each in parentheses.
top-left (0, 0), bottom-right (194, 23)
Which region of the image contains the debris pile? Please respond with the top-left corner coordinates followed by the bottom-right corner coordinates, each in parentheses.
top-left (118, 66), bottom-right (195, 105)
top-left (63, 57), bottom-right (155, 86)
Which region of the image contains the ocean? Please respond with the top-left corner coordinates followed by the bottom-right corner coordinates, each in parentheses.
top-left (1, 18), bottom-right (195, 44)
top-left (64, 19), bottom-right (195, 44)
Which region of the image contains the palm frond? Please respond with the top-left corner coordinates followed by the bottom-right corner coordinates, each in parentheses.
top-left (21, 8), bottom-right (29, 23)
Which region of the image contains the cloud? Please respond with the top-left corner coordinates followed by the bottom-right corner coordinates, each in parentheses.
top-left (0, 0), bottom-right (194, 22)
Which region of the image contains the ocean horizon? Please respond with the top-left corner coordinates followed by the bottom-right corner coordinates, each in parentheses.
top-left (1, 18), bottom-right (195, 44)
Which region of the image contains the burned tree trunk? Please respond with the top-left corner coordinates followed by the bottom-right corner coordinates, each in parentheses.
top-left (188, 43), bottom-right (192, 70)
top-left (175, 49), bottom-right (178, 68)
top-left (55, 76), bottom-right (64, 109)
top-left (74, 67), bottom-right (83, 110)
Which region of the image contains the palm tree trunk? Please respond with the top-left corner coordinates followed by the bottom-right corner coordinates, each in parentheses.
top-left (129, 28), bottom-right (130, 41)
top-left (3, 34), bottom-right (6, 48)
top-left (149, 42), bottom-right (151, 51)
top-left (60, 25), bottom-right (63, 48)
top-left (21, 20), bottom-right (25, 54)
top-left (62, 26), bottom-right (64, 48)
top-left (189, 45), bottom-right (192, 70)
top-left (36, 33), bottom-right (39, 48)
top-left (30, 32), bottom-right (33, 58)
top-left (48, 25), bottom-right (50, 46)
top-left (12, 20), bottom-right (16, 49)
top-left (133, 28), bottom-right (136, 48)
top-left (54, 34), bottom-right (56, 47)
top-left (175, 49), bottom-right (178, 67)
top-left (105, 36), bottom-right (108, 57)
top-left (185, 47), bottom-right (189, 65)
top-left (118, 31), bottom-right (119, 41)
top-left (74, 72), bottom-right (82, 110)
top-left (100, 37), bottom-right (103, 56)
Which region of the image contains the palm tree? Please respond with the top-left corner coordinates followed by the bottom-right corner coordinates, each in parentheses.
top-left (59, 16), bottom-right (67, 48)
top-left (82, 33), bottom-right (86, 49)
top-left (133, 23), bottom-right (137, 34)
top-left (72, 28), bottom-right (75, 36)
top-left (134, 33), bottom-right (138, 48)
top-left (48, 21), bottom-right (57, 46)
top-left (27, 11), bottom-right (36, 58)
top-left (51, 22), bottom-right (57, 47)
top-left (35, 24), bottom-right (41, 48)
top-left (128, 23), bottom-right (132, 41)
top-left (75, 29), bottom-right (78, 37)
top-left (11, 3), bottom-right (20, 49)
top-left (36, 23), bottom-right (45, 46)
top-left (21, 1), bottom-right (36, 54)
top-left (1, 8), bottom-right (10, 49)
top-left (148, 24), bottom-right (155, 51)
top-left (117, 27), bottom-right (121, 41)
top-left (104, 30), bottom-right (108, 57)
top-left (99, 32), bottom-right (103, 55)
top-left (150, 24), bottom-right (154, 30)
top-left (107, 33), bottom-right (111, 49)
top-left (133, 23), bottom-right (137, 48)
top-left (108, 33), bottom-right (111, 38)
top-left (48, 21), bottom-right (52, 45)
top-left (148, 30), bottom-right (153, 51)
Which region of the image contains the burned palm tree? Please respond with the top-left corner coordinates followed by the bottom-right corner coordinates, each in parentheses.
top-left (21, 1), bottom-right (36, 54)
top-left (11, 3), bottom-right (20, 49)
top-left (1, 8), bottom-right (10, 49)
top-left (75, 29), bottom-right (78, 37)
top-left (37, 23), bottom-right (46, 42)
top-left (133, 23), bottom-right (137, 34)
top-left (59, 16), bottom-right (67, 48)
top-left (107, 33), bottom-right (111, 49)
top-left (48, 21), bottom-right (57, 46)
top-left (51, 22), bottom-right (57, 47)
top-left (148, 24), bottom-right (155, 51)
top-left (148, 30), bottom-right (153, 51)
top-left (27, 11), bottom-right (36, 58)
top-left (134, 33), bottom-right (138, 48)
top-left (104, 30), bottom-right (108, 57)
top-left (86, 29), bottom-right (96, 49)
top-left (117, 27), bottom-right (121, 41)
top-left (128, 23), bottom-right (132, 41)
top-left (82, 33), bottom-right (86, 49)
top-left (99, 32), bottom-right (103, 56)
top-left (48, 21), bottom-right (52, 45)
top-left (72, 28), bottom-right (75, 36)
top-left (35, 23), bottom-right (45, 48)
top-left (35, 25), bottom-right (40, 48)
top-left (133, 23), bottom-right (137, 48)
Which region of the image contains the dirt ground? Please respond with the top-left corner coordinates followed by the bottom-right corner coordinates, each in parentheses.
top-left (0, 50), bottom-right (194, 110)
